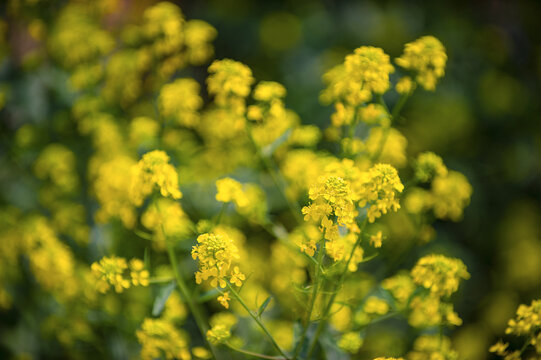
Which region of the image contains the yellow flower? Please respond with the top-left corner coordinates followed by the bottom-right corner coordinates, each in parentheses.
top-left (91, 256), bottom-right (131, 293)
top-left (431, 170), bottom-right (472, 221)
top-left (184, 19), bottom-right (217, 65)
top-left (407, 334), bottom-right (458, 360)
top-left (370, 231), bottom-right (383, 248)
top-left (230, 266), bottom-right (246, 287)
top-left (207, 59), bottom-right (254, 113)
top-left (359, 104), bottom-right (390, 126)
top-left (396, 76), bottom-right (416, 94)
top-left (217, 292), bottom-right (231, 309)
top-left (357, 164), bottom-right (404, 223)
top-left (253, 81), bottom-right (286, 101)
top-left (206, 324), bottom-right (231, 345)
top-left (130, 150), bottom-right (182, 206)
top-left (158, 78), bottom-right (202, 127)
top-left (382, 272), bottom-right (415, 308)
top-left (344, 46), bottom-right (395, 95)
top-left (215, 178), bottom-right (268, 224)
top-left (396, 36), bottom-right (447, 91)
top-left (505, 300), bottom-right (541, 336)
top-left (338, 332), bottom-right (363, 354)
top-left (414, 151), bottom-right (448, 183)
top-left (411, 254), bottom-right (470, 297)
top-left (129, 259), bottom-right (149, 287)
top-left (321, 46), bottom-right (394, 106)
top-left (136, 318), bottom-right (190, 360)
top-left (216, 177), bottom-right (248, 207)
top-left (191, 233), bottom-right (244, 288)
top-left (364, 296), bottom-right (389, 315)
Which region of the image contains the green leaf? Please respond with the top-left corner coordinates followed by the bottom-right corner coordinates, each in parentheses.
top-left (261, 128), bottom-right (292, 157)
top-left (257, 296), bottom-right (273, 317)
top-left (196, 288), bottom-right (221, 303)
top-left (151, 281), bottom-right (176, 317)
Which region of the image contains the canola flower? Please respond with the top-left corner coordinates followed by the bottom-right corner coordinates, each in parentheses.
top-left (396, 35), bottom-right (447, 91)
top-left (411, 254), bottom-right (470, 297)
top-left (357, 164), bottom-right (404, 223)
top-left (0, 6), bottom-right (478, 358)
top-left (136, 318), bottom-right (191, 360)
top-left (191, 233), bottom-right (244, 289)
top-left (130, 150), bottom-right (182, 206)
top-left (91, 256), bottom-right (149, 293)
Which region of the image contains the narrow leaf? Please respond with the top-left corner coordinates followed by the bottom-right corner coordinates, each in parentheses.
top-left (257, 296), bottom-right (273, 317)
top-left (151, 281), bottom-right (176, 317)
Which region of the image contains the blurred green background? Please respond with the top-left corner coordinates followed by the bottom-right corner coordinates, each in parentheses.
top-left (1, 0), bottom-right (541, 359)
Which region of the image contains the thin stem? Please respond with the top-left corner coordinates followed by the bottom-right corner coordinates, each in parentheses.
top-left (245, 122), bottom-right (303, 225)
top-left (215, 202), bottom-right (228, 225)
top-left (167, 246), bottom-right (217, 354)
top-left (293, 236), bottom-right (325, 359)
top-left (305, 218), bottom-right (368, 359)
top-left (226, 281), bottom-right (291, 360)
top-left (154, 201), bottom-right (219, 359)
top-left (226, 343), bottom-right (287, 360)
top-left (371, 94), bottom-right (409, 162)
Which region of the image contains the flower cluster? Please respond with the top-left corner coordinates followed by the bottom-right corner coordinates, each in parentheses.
top-left (158, 78), bottom-right (203, 127)
top-left (321, 46), bottom-right (394, 106)
top-left (207, 58), bottom-right (254, 112)
top-left (206, 324), bottom-right (231, 345)
top-left (396, 35), bottom-right (447, 91)
top-left (191, 233), bottom-right (244, 289)
top-left (136, 318), bottom-right (190, 360)
top-left (411, 254), bottom-right (470, 297)
top-left (302, 174), bottom-right (358, 243)
top-left (506, 300), bottom-right (541, 336)
top-left (141, 198), bottom-right (193, 248)
top-left (414, 151), bottom-right (448, 182)
top-left (91, 256), bottom-right (149, 293)
top-left (129, 150), bottom-right (182, 206)
top-left (357, 164), bottom-right (404, 223)
top-left (407, 334), bottom-right (458, 360)
top-left (215, 177), bottom-right (268, 223)
top-left (338, 332), bottom-right (363, 354)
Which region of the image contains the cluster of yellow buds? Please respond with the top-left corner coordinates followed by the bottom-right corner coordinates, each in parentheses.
top-left (414, 151), bottom-right (448, 183)
top-left (411, 254), bottom-right (470, 297)
top-left (206, 324), bottom-right (232, 345)
top-left (158, 78), bottom-right (203, 127)
top-left (215, 177), bottom-right (268, 224)
top-left (407, 334), bottom-right (458, 360)
top-left (322, 46), bottom-right (394, 107)
top-left (91, 256), bottom-right (149, 293)
top-left (191, 233), bottom-right (245, 289)
top-left (302, 174), bottom-right (358, 243)
top-left (506, 300), bottom-right (541, 336)
top-left (338, 332), bottom-right (363, 354)
top-left (136, 318), bottom-right (190, 360)
top-left (129, 150), bottom-right (182, 206)
top-left (396, 36), bottom-right (447, 91)
top-left (207, 58), bottom-right (254, 113)
top-left (357, 164), bottom-right (404, 223)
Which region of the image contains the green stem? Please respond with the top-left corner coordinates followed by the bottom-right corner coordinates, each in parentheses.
top-left (154, 201), bottom-right (219, 359)
top-left (372, 94), bottom-right (409, 162)
top-left (226, 343), bottom-right (287, 360)
top-left (305, 218), bottom-right (368, 359)
top-left (245, 122), bottom-right (303, 225)
top-left (215, 202), bottom-right (228, 225)
top-left (167, 246), bottom-right (218, 356)
top-left (293, 237), bottom-right (325, 359)
top-left (226, 281), bottom-right (291, 360)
